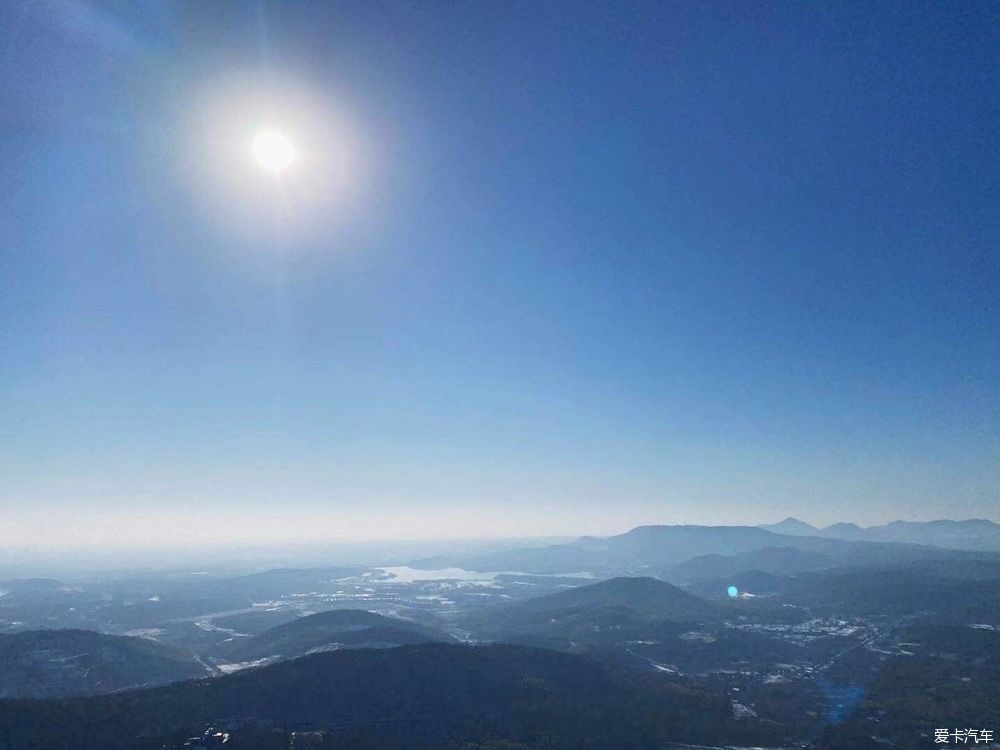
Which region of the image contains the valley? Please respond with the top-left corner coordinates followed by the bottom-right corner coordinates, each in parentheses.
top-left (0, 520), bottom-right (998, 748)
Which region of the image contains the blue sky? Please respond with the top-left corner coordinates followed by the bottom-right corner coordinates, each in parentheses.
top-left (1, 1), bottom-right (998, 548)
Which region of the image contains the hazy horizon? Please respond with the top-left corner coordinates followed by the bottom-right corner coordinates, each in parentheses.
top-left (1, 510), bottom-right (996, 557)
top-left (1, 513), bottom-right (996, 582)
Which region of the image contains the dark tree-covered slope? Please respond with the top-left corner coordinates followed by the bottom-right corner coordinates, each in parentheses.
top-left (0, 643), bottom-right (781, 750)
top-left (0, 629), bottom-right (211, 698)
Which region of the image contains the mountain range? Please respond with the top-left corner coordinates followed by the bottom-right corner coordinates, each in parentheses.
top-left (411, 519), bottom-right (1000, 578)
top-left (2, 519), bottom-right (999, 749)
top-left (759, 517), bottom-right (1000, 550)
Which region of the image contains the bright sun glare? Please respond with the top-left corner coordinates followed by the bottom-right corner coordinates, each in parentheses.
top-left (252, 129), bottom-right (296, 172)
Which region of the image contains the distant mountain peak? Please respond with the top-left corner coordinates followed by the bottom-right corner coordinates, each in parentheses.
top-left (759, 517), bottom-right (818, 536)
top-left (486, 575), bottom-right (719, 627)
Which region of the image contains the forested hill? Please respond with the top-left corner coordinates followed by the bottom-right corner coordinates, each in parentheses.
top-left (0, 643), bottom-right (783, 750)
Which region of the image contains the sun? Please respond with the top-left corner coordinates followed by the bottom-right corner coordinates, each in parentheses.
top-left (252, 129), bottom-right (296, 173)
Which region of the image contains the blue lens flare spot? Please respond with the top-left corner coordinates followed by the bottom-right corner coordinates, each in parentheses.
top-left (727, 585), bottom-right (739, 598)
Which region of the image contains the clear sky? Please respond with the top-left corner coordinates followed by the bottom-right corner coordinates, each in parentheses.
top-left (1, 1), bottom-right (998, 550)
